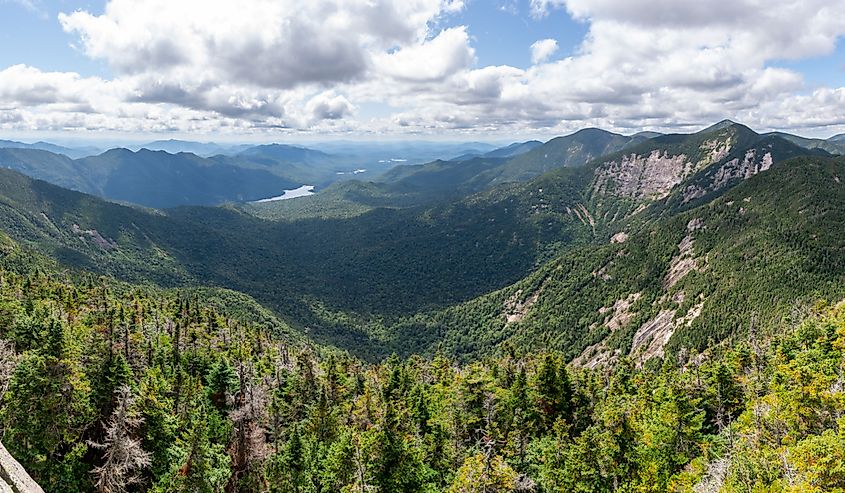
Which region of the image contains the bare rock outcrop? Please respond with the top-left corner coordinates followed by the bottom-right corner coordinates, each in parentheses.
top-left (572, 341), bottom-right (620, 370)
top-left (572, 292), bottom-right (642, 369)
top-left (593, 150), bottom-right (695, 200)
top-left (664, 218), bottom-right (705, 289)
top-left (0, 441), bottom-right (44, 493)
top-left (610, 231), bottom-right (628, 243)
top-left (631, 299), bottom-right (705, 362)
top-left (503, 289), bottom-right (540, 324)
top-left (71, 224), bottom-right (119, 251)
top-left (682, 149), bottom-right (773, 203)
top-left (600, 292), bottom-right (642, 332)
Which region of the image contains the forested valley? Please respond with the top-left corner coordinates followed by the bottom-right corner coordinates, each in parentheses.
top-left (0, 122), bottom-right (844, 492)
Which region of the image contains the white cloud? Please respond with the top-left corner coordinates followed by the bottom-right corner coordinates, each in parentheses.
top-left (305, 91), bottom-right (356, 123)
top-left (1, 0), bottom-right (845, 137)
top-left (529, 0), bottom-right (567, 18)
top-left (37, 0), bottom-right (474, 133)
top-left (374, 27), bottom-right (475, 82)
top-left (530, 39), bottom-right (558, 64)
top-left (58, 0), bottom-right (467, 88)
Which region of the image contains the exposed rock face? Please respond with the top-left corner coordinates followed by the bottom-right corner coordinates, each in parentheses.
top-left (591, 133), bottom-right (736, 203)
top-left (682, 149), bottom-right (774, 203)
top-left (567, 203), bottom-right (595, 227)
top-left (665, 218), bottom-right (705, 289)
top-left (700, 138), bottom-right (732, 164)
top-left (0, 441), bottom-right (44, 493)
top-left (593, 150), bottom-right (696, 200)
top-left (572, 292), bottom-right (642, 369)
top-left (572, 341), bottom-right (620, 370)
top-left (72, 223), bottom-right (119, 251)
top-left (503, 289), bottom-right (540, 324)
top-left (713, 149), bottom-right (773, 188)
top-left (631, 298), bottom-right (704, 362)
top-left (631, 309), bottom-right (677, 358)
top-left (610, 231), bottom-right (628, 243)
top-left (600, 292), bottom-right (642, 331)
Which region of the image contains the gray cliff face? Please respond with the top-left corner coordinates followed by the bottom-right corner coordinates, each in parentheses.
top-left (590, 132), bottom-right (737, 202)
top-left (592, 150), bottom-right (698, 200)
top-left (681, 148), bottom-right (774, 203)
top-left (0, 441), bottom-right (43, 493)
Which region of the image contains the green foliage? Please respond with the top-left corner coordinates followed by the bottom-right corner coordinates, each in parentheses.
top-left (0, 127), bottom-right (840, 365)
top-left (1, 352), bottom-right (93, 489)
top-left (1, 233), bottom-right (845, 492)
top-left (0, 126), bottom-right (844, 493)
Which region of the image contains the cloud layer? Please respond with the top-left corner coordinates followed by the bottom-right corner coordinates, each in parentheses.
top-left (2, 0), bottom-right (845, 137)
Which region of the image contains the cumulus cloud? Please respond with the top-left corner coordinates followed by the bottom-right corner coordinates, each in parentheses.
top-left (530, 39), bottom-right (559, 64)
top-left (374, 27), bottom-right (475, 82)
top-left (476, 0), bottom-right (845, 136)
top-left (305, 91), bottom-right (355, 122)
top-left (2, 0), bottom-right (845, 137)
top-left (36, 0), bottom-right (473, 132)
top-left (58, 0), bottom-right (466, 88)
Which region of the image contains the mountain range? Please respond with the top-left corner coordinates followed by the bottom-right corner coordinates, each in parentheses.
top-left (0, 139), bottom-right (101, 159)
top-left (1, 120), bottom-right (845, 492)
top-left (0, 120), bottom-right (840, 361)
top-left (0, 139), bottom-right (531, 208)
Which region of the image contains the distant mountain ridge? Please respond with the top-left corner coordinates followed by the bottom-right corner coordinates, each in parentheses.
top-left (450, 140), bottom-right (543, 161)
top-left (375, 129), bottom-right (641, 195)
top-left (241, 121), bottom-right (840, 222)
top-left (129, 139), bottom-right (251, 156)
top-left (0, 139), bottom-right (517, 207)
top-left (2, 122), bottom-right (841, 210)
top-left (0, 120), bottom-right (840, 362)
top-left (0, 139), bottom-right (100, 159)
top-left (0, 147), bottom-right (299, 208)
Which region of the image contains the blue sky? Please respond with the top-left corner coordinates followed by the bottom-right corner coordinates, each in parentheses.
top-left (450, 1), bottom-right (587, 68)
top-left (1, 0), bottom-right (844, 141)
top-left (0, 1), bottom-right (108, 76)
top-left (772, 41), bottom-right (845, 90)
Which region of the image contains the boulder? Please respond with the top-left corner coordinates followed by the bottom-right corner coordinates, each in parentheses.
top-left (0, 441), bottom-right (43, 493)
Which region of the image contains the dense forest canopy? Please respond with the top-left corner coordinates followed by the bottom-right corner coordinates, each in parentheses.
top-left (0, 122), bottom-right (843, 492)
top-left (1, 234), bottom-right (844, 491)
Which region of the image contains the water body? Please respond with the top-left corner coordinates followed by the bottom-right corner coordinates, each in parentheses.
top-left (252, 185), bottom-right (315, 203)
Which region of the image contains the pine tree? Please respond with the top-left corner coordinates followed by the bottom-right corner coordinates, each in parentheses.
top-left (154, 393), bottom-right (231, 493)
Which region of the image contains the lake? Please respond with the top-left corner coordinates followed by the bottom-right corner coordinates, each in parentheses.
top-left (252, 185), bottom-right (315, 203)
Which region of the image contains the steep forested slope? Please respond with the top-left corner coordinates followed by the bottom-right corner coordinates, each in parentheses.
top-left (0, 123), bottom-right (838, 363)
top-left (372, 156), bottom-right (845, 363)
top-left (2, 227), bottom-right (844, 492)
top-left (0, 122), bottom-right (844, 491)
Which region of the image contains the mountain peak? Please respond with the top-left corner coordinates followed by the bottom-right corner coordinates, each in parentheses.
top-left (701, 119), bottom-right (741, 132)
top-left (571, 127), bottom-right (618, 137)
top-left (694, 120), bottom-right (760, 141)
top-left (99, 147), bottom-right (136, 157)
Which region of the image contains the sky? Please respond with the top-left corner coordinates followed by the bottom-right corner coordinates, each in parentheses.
top-left (1, 0), bottom-right (845, 143)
